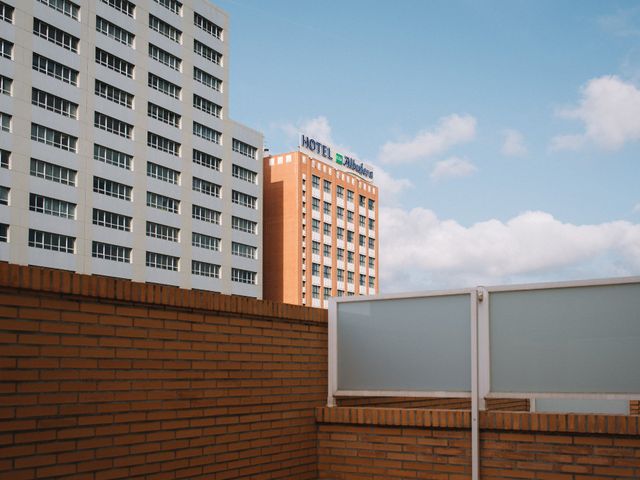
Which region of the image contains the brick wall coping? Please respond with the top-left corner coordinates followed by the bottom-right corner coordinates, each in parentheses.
top-left (0, 263), bottom-right (326, 324)
top-left (317, 407), bottom-right (640, 436)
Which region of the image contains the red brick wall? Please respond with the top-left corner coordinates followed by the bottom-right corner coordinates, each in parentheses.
top-left (317, 407), bottom-right (640, 479)
top-left (631, 400), bottom-right (639, 415)
top-left (0, 264), bottom-right (327, 480)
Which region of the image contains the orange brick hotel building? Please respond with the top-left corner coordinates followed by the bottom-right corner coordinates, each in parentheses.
top-left (264, 135), bottom-right (379, 307)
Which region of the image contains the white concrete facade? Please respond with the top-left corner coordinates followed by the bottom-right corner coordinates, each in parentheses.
top-left (0, 0), bottom-right (263, 297)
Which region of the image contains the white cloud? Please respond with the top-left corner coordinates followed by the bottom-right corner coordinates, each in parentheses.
top-left (280, 116), bottom-right (412, 205)
top-left (380, 207), bottom-right (640, 292)
top-left (379, 114), bottom-right (477, 164)
top-left (501, 129), bottom-right (527, 157)
top-left (430, 157), bottom-right (477, 181)
top-left (552, 76), bottom-right (640, 150)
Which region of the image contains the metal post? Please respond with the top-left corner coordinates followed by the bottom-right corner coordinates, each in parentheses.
top-left (471, 290), bottom-right (480, 480)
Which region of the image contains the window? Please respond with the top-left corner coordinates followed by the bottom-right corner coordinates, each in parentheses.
top-left (32, 53), bottom-right (78, 85)
top-left (347, 231), bottom-right (354, 243)
top-left (337, 290), bottom-right (344, 297)
top-left (31, 123), bottom-right (77, 152)
top-left (312, 219), bottom-right (319, 233)
top-left (100, 0), bottom-right (134, 17)
top-left (148, 103), bottom-right (180, 127)
top-left (232, 164), bottom-right (257, 184)
top-left (0, 112), bottom-right (9, 132)
top-left (311, 241), bottom-right (319, 255)
top-left (94, 144), bottom-right (132, 170)
top-left (324, 287), bottom-right (331, 299)
top-left (231, 268), bottom-right (256, 285)
top-left (1, 149), bottom-right (8, 168)
top-left (359, 215), bottom-right (366, 227)
top-left (369, 277), bottom-right (375, 288)
top-left (323, 223), bottom-right (331, 236)
top-left (146, 251), bottom-right (178, 271)
top-left (0, 223), bottom-right (7, 242)
top-left (193, 177), bottom-right (221, 197)
top-left (369, 238), bottom-right (375, 249)
top-left (368, 198), bottom-right (375, 210)
top-left (95, 48), bottom-right (134, 78)
top-left (336, 185), bottom-right (344, 198)
top-left (33, 18), bottom-right (79, 52)
top-left (95, 80), bottom-right (133, 108)
top-left (149, 15), bottom-right (181, 43)
top-left (194, 39), bottom-right (222, 65)
top-left (323, 265), bottom-right (331, 279)
top-left (312, 175), bottom-right (320, 188)
top-left (154, 0), bottom-right (181, 15)
top-left (323, 244), bottom-right (331, 257)
top-left (29, 229), bottom-right (74, 253)
top-left (193, 94), bottom-right (222, 118)
top-left (312, 197), bottom-right (319, 211)
top-left (359, 254), bottom-right (366, 267)
top-left (347, 210), bottom-right (354, 223)
top-left (359, 195), bottom-right (366, 208)
top-left (92, 241), bottom-right (131, 263)
top-left (192, 232), bottom-right (220, 251)
top-left (323, 202), bottom-right (331, 215)
top-left (194, 12), bottom-right (222, 39)
top-left (30, 158), bottom-right (76, 185)
top-left (1, 2), bottom-right (14, 23)
top-left (38, 0), bottom-right (79, 20)
top-left (193, 149), bottom-right (221, 171)
top-left (337, 248), bottom-right (344, 261)
top-left (347, 271), bottom-right (354, 284)
top-left (232, 190), bottom-right (257, 209)
top-left (347, 251), bottom-right (354, 264)
top-left (0, 75), bottom-right (11, 95)
top-left (149, 44), bottom-right (181, 71)
top-left (369, 257), bottom-right (375, 269)
top-left (93, 208), bottom-right (131, 231)
top-left (232, 139), bottom-right (257, 159)
top-left (312, 285), bottom-right (319, 299)
top-left (29, 193), bottom-right (75, 219)
top-left (336, 207), bottom-right (344, 220)
top-left (337, 269), bottom-right (344, 281)
top-left (148, 72), bottom-right (180, 99)
top-left (147, 191), bottom-right (179, 213)
top-left (232, 242), bottom-right (257, 259)
top-left (146, 221), bottom-right (179, 242)
top-left (232, 216), bottom-right (257, 234)
top-left (192, 205), bottom-right (220, 224)
top-left (96, 16), bottom-right (134, 46)
top-left (360, 274), bottom-right (366, 287)
top-left (147, 162), bottom-right (179, 184)
top-left (0, 39), bottom-right (12, 59)
top-left (0, 186), bottom-right (8, 205)
top-left (311, 263), bottom-right (320, 276)
top-left (347, 190), bottom-right (354, 202)
top-left (192, 260), bottom-right (219, 278)
top-left (193, 67), bottom-right (222, 92)
top-left (323, 180), bottom-right (331, 194)
top-left (147, 132), bottom-right (180, 156)
top-left (193, 121), bottom-right (221, 144)
top-left (369, 218), bottom-right (375, 230)
top-left (95, 112), bottom-right (133, 138)
top-left (94, 177), bottom-right (132, 201)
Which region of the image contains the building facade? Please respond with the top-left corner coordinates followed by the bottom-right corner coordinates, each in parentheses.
top-left (0, 0), bottom-right (263, 297)
top-left (264, 137), bottom-right (378, 308)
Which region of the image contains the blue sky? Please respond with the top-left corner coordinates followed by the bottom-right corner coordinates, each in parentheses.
top-left (217, 0), bottom-right (640, 291)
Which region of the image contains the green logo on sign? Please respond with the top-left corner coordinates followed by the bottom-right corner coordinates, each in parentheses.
top-left (335, 152), bottom-right (344, 165)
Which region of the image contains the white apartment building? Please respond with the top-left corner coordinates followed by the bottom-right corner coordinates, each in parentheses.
top-left (0, 0), bottom-right (263, 297)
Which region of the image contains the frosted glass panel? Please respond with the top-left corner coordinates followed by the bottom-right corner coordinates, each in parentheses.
top-left (490, 283), bottom-right (640, 393)
top-left (535, 399), bottom-right (629, 414)
top-left (337, 295), bottom-right (471, 392)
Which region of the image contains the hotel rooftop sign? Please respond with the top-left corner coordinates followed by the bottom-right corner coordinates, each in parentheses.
top-left (300, 134), bottom-right (374, 181)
